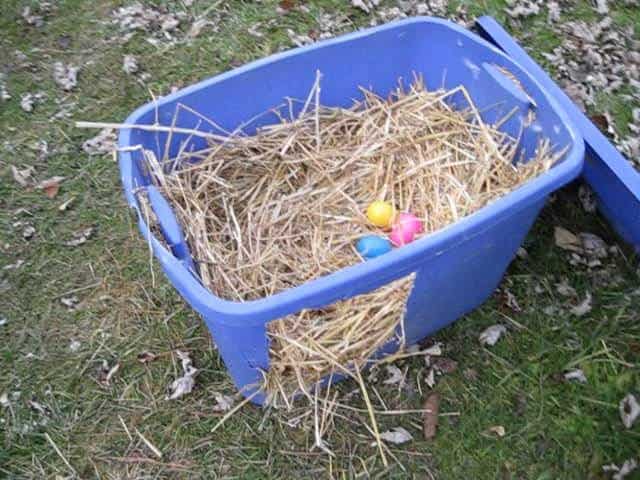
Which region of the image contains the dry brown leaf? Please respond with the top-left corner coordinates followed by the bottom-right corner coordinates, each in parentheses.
top-left (11, 165), bottom-right (35, 187)
top-left (554, 226), bottom-right (583, 253)
top-left (379, 427), bottom-right (413, 444)
top-left (422, 392), bottom-right (440, 440)
top-left (36, 176), bottom-right (65, 199)
top-left (137, 351), bottom-right (157, 364)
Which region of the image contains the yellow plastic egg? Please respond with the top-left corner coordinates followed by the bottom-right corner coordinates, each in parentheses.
top-left (366, 201), bottom-right (395, 228)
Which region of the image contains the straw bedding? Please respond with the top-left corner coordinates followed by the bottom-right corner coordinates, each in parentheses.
top-left (140, 74), bottom-right (565, 404)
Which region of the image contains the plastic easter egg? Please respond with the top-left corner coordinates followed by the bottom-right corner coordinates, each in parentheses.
top-left (366, 201), bottom-right (395, 228)
top-left (390, 223), bottom-right (415, 247)
top-left (396, 212), bottom-right (424, 236)
top-left (356, 235), bottom-right (392, 260)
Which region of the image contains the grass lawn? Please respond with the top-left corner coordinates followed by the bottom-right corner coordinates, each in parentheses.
top-left (1, 1), bottom-right (639, 478)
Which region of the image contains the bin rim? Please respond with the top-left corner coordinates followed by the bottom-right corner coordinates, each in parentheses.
top-left (118, 16), bottom-right (585, 326)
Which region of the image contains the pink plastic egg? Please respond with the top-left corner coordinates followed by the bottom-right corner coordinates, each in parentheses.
top-left (396, 212), bottom-right (424, 236)
top-left (390, 224), bottom-right (415, 246)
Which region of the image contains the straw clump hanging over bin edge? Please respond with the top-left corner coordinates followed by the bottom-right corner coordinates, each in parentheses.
top-left (139, 74), bottom-right (565, 404)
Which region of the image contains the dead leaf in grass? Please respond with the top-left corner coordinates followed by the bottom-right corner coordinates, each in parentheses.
top-left (53, 62), bottom-right (79, 91)
top-left (0, 392), bottom-right (9, 408)
top-left (82, 128), bottom-right (116, 155)
top-left (20, 93), bottom-right (34, 112)
top-left (22, 225), bottom-right (35, 240)
top-left (422, 392), bottom-right (440, 440)
top-left (212, 393), bottom-right (235, 412)
top-left (603, 459), bottom-right (638, 480)
top-left (564, 369), bottom-right (587, 383)
top-left (578, 185), bottom-right (597, 213)
top-left (555, 278), bottom-right (577, 297)
top-left (379, 426), bottom-right (413, 444)
top-left (433, 357), bottom-right (458, 374)
top-left (58, 197), bottom-right (74, 211)
top-left (579, 232), bottom-right (608, 259)
top-left (137, 351), bottom-right (157, 364)
top-left (60, 296), bottom-right (78, 309)
top-left (36, 176), bottom-right (64, 198)
top-left (463, 368), bottom-right (478, 381)
top-left (123, 55), bottom-right (139, 75)
top-left (98, 361), bottom-right (120, 386)
top-left (279, 0), bottom-right (297, 10)
top-left (619, 394), bottom-right (640, 429)
top-left (554, 226), bottom-right (583, 253)
top-left (425, 368), bottom-right (436, 388)
top-left (479, 325), bottom-right (506, 346)
top-left (11, 165), bottom-right (35, 187)
top-left (486, 425), bottom-right (506, 437)
top-left (64, 227), bottom-right (94, 247)
top-left (570, 292), bottom-right (592, 316)
top-left (166, 350), bottom-right (197, 400)
top-left (383, 365), bottom-right (405, 386)
top-left (503, 288), bottom-right (522, 312)
top-left (28, 398), bottom-right (49, 416)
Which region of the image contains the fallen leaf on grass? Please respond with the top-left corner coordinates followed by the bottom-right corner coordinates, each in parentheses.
top-left (485, 425), bottom-right (506, 437)
top-left (578, 185), bottom-right (597, 213)
top-left (503, 288), bottom-right (522, 312)
top-left (58, 197), bottom-right (74, 211)
top-left (0, 393), bottom-right (9, 408)
top-left (433, 357), bottom-right (458, 374)
top-left (555, 279), bottom-right (577, 297)
top-left (3, 259), bottom-right (24, 270)
top-left (603, 459), bottom-right (638, 480)
top-left (425, 368), bottom-right (436, 388)
top-left (28, 398), bottom-right (50, 416)
top-left (619, 394), bottom-right (640, 429)
top-left (383, 365), bottom-right (405, 386)
top-left (422, 392), bottom-right (440, 440)
top-left (564, 369), bottom-right (587, 383)
top-left (60, 296), bottom-right (79, 309)
top-left (212, 393), bottom-right (235, 412)
top-left (82, 128), bottom-right (116, 155)
top-left (570, 292), bottom-right (592, 317)
top-left (36, 176), bottom-right (64, 198)
top-left (479, 325), bottom-right (506, 346)
top-left (98, 361), bottom-right (120, 386)
top-left (579, 232), bottom-right (608, 259)
top-left (279, 0), bottom-right (297, 11)
top-left (166, 350), bottom-right (197, 400)
top-left (11, 165), bottom-right (35, 187)
top-left (554, 226), bottom-right (583, 253)
top-left (123, 55), bottom-right (139, 75)
top-left (187, 19), bottom-right (212, 38)
top-left (64, 227), bottom-right (94, 247)
top-left (463, 368), bottom-right (478, 381)
top-left (22, 225), bottom-right (35, 240)
top-left (53, 62), bottom-right (79, 91)
top-left (379, 426), bottom-right (413, 444)
top-left (20, 93), bottom-right (34, 112)
top-left (137, 351), bottom-right (157, 364)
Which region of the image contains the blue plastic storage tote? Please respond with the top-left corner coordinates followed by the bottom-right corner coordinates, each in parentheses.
top-left (118, 17), bottom-right (584, 405)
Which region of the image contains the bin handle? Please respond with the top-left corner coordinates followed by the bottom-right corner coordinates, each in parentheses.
top-left (145, 184), bottom-right (196, 272)
top-left (481, 62), bottom-right (536, 110)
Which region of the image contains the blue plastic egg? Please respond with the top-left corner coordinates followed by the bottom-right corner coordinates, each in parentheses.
top-left (356, 235), bottom-right (392, 260)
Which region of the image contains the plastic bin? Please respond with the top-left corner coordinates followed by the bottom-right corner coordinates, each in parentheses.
top-left (118, 17), bottom-right (584, 405)
top-left (476, 16), bottom-right (640, 254)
